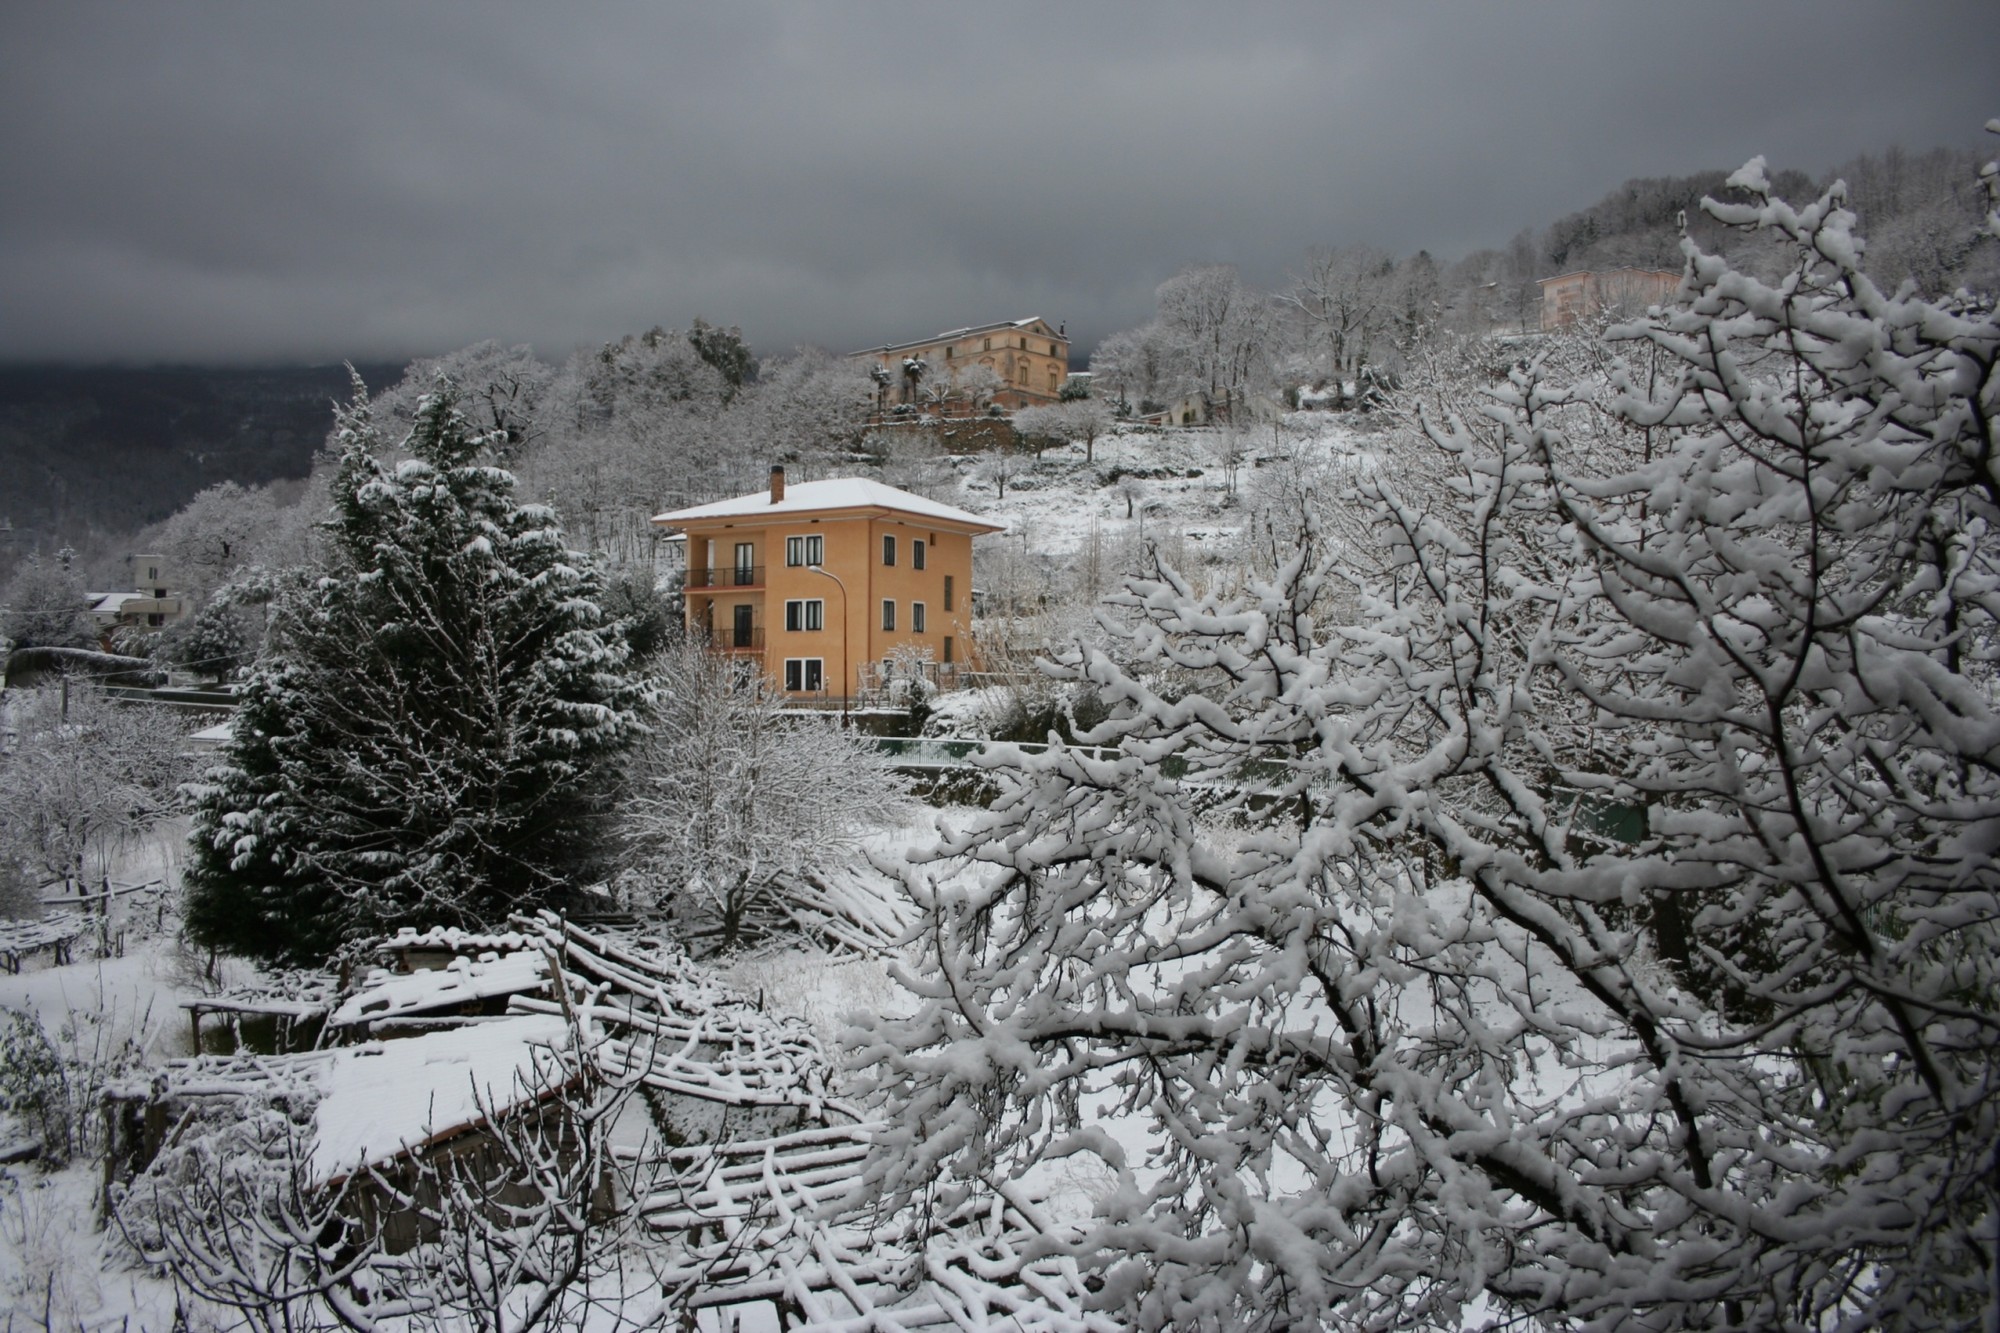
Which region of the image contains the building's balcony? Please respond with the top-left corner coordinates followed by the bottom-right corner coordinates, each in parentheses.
top-left (707, 627), bottom-right (763, 653)
top-left (687, 566), bottom-right (766, 590)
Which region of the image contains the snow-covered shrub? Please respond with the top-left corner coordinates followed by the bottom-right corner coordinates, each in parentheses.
top-left (853, 146), bottom-right (2000, 1329)
top-left (0, 1004), bottom-right (144, 1167)
top-left (151, 597), bottom-right (253, 680)
top-left (0, 684), bottom-right (194, 899)
top-left (0, 1010), bottom-right (68, 1158)
top-left (619, 640), bottom-right (910, 953)
top-left (115, 1097), bottom-right (384, 1333)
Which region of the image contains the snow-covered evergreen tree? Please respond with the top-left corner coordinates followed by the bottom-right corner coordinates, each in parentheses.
top-left (852, 148), bottom-right (2000, 1330)
top-left (183, 377), bottom-right (647, 964)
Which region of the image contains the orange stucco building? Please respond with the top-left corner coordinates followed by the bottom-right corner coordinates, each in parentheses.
top-left (852, 317), bottom-right (1070, 413)
top-left (652, 469), bottom-right (1005, 703)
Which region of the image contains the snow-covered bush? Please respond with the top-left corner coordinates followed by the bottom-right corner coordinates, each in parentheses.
top-left (852, 148), bottom-right (2000, 1329)
top-left (183, 377), bottom-right (648, 965)
top-left (881, 643), bottom-right (938, 728)
top-left (150, 596), bottom-right (254, 679)
top-left (116, 1097), bottom-right (387, 1333)
top-left (0, 549), bottom-right (95, 651)
top-left (0, 1004), bottom-right (145, 1167)
top-left (618, 640), bottom-right (909, 953)
top-left (0, 684), bottom-right (195, 899)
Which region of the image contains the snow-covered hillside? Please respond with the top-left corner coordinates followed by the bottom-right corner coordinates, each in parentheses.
top-left (936, 415), bottom-right (1376, 561)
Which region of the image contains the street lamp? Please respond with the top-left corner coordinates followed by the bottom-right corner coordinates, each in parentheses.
top-left (806, 562), bottom-right (850, 727)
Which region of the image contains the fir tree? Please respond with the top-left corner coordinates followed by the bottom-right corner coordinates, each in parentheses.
top-left (184, 376), bottom-right (646, 963)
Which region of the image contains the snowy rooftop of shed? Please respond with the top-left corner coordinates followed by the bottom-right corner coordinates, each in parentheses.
top-left (311, 1014), bottom-right (571, 1183)
top-left (653, 478), bottom-right (1005, 533)
top-left (329, 950), bottom-right (548, 1028)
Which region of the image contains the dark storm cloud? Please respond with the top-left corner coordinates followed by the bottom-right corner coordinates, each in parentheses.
top-left (2, 1), bottom-right (1994, 365)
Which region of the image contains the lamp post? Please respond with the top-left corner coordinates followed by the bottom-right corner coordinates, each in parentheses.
top-left (806, 563), bottom-right (850, 727)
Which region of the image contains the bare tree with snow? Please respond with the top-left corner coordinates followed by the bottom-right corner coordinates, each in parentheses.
top-left (1, 549), bottom-right (95, 651)
top-left (1282, 243), bottom-right (1395, 385)
top-left (1014, 400), bottom-right (1116, 465)
top-left (852, 146), bottom-right (2000, 1330)
top-left (618, 641), bottom-right (909, 953)
top-left (973, 444), bottom-right (1020, 501)
top-left (0, 684), bottom-right (193, 901)
top-left (1152, 264), bottom-right (1275, 424)
top-left (952, 362), bottom-right (1008, 417)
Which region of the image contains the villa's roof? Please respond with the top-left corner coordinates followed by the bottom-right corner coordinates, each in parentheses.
top-left (653, 477), bottom-right (1005, 533)
top-left (849, 317), bottom-right (1060, 358)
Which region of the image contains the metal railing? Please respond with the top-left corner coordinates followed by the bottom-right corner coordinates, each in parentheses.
top-left (687, 565), bottom-right (766, 589)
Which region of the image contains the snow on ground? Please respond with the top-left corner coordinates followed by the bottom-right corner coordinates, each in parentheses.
top-left (713, 818), bottom-right (948, 1050)
top-left (0, 829), bottom-right (249, 1332)
top-left (937, 414), bottom-right (1377, 561)
top-left (1, 1160), bottom-right (177, 1331)
top-left (0, 933), bottom-right (269, 1085)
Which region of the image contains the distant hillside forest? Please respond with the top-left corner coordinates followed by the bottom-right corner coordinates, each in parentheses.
top-left (4, 140), bottom-right (1993, 584)
top-left (0, 363), bottom-right (404, 583)
top-left (1518, 142), bottom-right (1997, 304)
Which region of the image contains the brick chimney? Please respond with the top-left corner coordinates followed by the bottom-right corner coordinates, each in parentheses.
top-left (770, 465), bottom-right (785, 504)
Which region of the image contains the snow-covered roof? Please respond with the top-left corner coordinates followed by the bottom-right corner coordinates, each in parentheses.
top-left (311, 1014), bottom-right (571, 1182)
top-left (329, 950), bottom-right (550, 1028)
top-left (653, 477), bottom-right (1005, 533)
top-left (1538, 266), bottom-right (1679, 286)
top-left (384, 924), bottom-right (538, 953)
top-left (849, 317), bottom-right (1059, 357)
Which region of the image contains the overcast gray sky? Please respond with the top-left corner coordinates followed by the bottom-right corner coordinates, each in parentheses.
top-left (3, 1), bottom-right (1994, 366)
